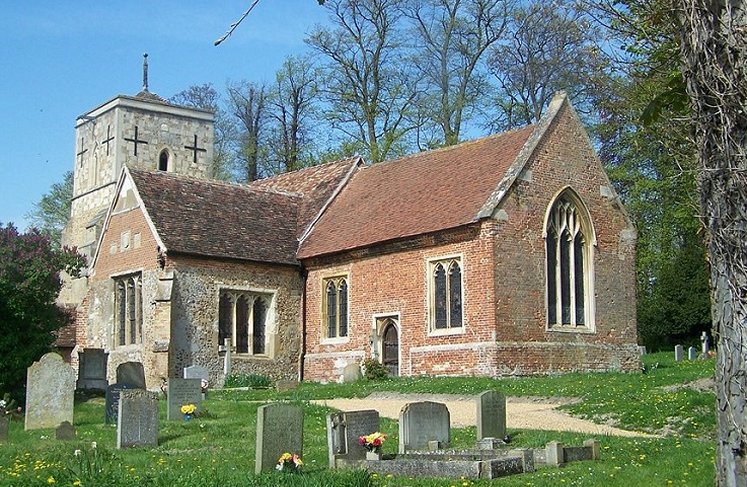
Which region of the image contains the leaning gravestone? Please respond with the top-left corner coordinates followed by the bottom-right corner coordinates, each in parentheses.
top-left (167, 378), bottom-right (202, 420)
top-left (25, 353), bottom-right (75, 431)
top-left (183, 365), bottom-right (209, 381)
top-left (674, 344), bottom-right (684, 362)
top-left (476, 390), bottom-right (506, 442)
top-left (105, 383), bottom-right (135, 424)
top-left (688, 346), bottom-right (698, 361)
top-left (399, 401), bottom-right (450, 453)
top-left (116, 362), bottom-right (146, 389)
top-left (326, 409), bottom-right (380, 467)
top-left (117, 390), bottom-right (159, 449)
top-left (76, 348), bottom-right (109, 391)
top-left (255, 403), bottom-right (304, 473)
top-left (342, 363), bottom-right (362, 383)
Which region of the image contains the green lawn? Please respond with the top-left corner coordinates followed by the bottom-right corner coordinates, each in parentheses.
top-left (0, 352), bottom-right (715, 486)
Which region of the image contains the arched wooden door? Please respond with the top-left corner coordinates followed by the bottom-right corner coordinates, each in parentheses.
top-left (381, 320), bottom-right (399, 377)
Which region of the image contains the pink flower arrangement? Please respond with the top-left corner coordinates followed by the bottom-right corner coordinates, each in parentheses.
top-left (358, 432), bottom-right (387, 452)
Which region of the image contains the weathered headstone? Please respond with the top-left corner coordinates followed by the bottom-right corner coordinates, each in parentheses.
top-left (276, 379), bottom-right (299, 392)
top-left (342, 363), bottom-right (362, 383)
top-left (476, 390), bottom-right (506, 442)
top-left (183, 365), bottom-right (209, 399)
top-left (0, 415), bottom-right (9, 442)
top-left (638, 345), bottom-right (647, 356)
top-left (55, 420), bottom-right (76, 441)
top-left (255, 403), bottom-right (303, 473)
top-left (24, 353), bottom-right (75, 431)
top-left (105, 383), bottom-right (135, 424)
top-left (326, 409), bottom-right (380, 467)
top-left (167, 378), bottom-right (202, 421)
top-left (76, 348), bottom-right (109, 391)
top-left (399, 401), bottom-right (450, 453)
top-left (674, 344), bottom-right (684, 362)
top-left (117, 389), bottom-right (159, 449)
top-left (116, 362), bottom-right (146, 389)
top-left (701, 331), bottom-right (710, 356)
top-left (688, 346), bottom-right (697, 361)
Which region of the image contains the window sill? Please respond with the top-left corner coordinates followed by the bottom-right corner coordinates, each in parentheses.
top-left (547, 324), bottom-right (595, 334)
top-left (320, 336), bottom-right (350, 346)
top-left (427, 325), bottom-right (466, 338)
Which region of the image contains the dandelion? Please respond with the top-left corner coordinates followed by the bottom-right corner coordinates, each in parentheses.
top-left (47, 476), bottom-right (56, 484)
top-left (73, 481), bottom-right (81, 486)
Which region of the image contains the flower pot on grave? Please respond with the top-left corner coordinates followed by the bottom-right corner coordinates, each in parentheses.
top-left (183, 414), bottom-right (193, 421)
top-left (366, 450), bottom-right (382, 461)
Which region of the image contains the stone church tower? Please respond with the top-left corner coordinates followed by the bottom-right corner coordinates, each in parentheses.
top-left (60, 54), bottom-right (215, 305)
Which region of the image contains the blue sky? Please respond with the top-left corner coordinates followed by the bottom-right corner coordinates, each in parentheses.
top-left (0, 2), bottom-right (329, 231)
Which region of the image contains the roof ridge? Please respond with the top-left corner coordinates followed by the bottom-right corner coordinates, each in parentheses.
top-left (128, 168), bottom-right (302, 199)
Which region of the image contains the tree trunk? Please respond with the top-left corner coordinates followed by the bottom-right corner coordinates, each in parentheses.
top-left (676, 1), bottom-right (747, 485)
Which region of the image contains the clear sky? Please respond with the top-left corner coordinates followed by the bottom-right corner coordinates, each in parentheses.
top-left (0, 1), bottom-right (330, 231)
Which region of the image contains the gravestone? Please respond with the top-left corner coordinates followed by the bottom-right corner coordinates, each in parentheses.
top-left (342, 363), bottom-right (362, 383)
top-left (674, 344), bottom-right (684, 362)
top-left (105, 383), bottom-right (135, 424)
top-left (255, 403), bottom-right (303, 473)
top-left (326, 409), bottom-right (380, 467)
top-left (276, 379), bottom-right (299, 392)
top-left (223, 338), bottom-right (232, 376)
top-left (117, 390), bottom-right (159, 449)
top-left (0, 415), bottom-right (8, 442)
top-left (688, 346), bottom-right (697, 361)
top-left (55, 421), bottom-right (76, 440)
top-left (76, 348), bottom-right (109, 391)
top-left (476, 390), bottom-right (506, 442)
top-left (167, 378), bottom-right (202, 420)
top-left (24, 353), bottom-right (75, 431)
top-left (183, 365), bottom-right (209, 399)
top-left (399, 401), bottom-right (450, 453)
top-left (116, 362), bottom-right (146, 389)
top-left (701, 332), bottom-right (710, 356)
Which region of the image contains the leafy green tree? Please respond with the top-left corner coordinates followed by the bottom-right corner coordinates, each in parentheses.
top-left (0, 223), bottom-right (83, 400)
top-left (26, 171), bottom-right (72, 248)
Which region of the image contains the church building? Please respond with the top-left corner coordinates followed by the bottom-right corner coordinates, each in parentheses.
top-left (62, 71), bottom-right (639, 389)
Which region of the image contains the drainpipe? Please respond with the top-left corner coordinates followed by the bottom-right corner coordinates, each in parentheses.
top-left (298, 267), bottom-right (308, 381)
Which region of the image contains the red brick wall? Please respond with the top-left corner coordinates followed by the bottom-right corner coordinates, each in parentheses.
top-left (302, 103), bottom-right (639, 381)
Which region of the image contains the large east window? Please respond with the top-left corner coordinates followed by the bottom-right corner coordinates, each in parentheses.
top-left (428, 256), bottom-right (463, 332)
top-left (323, 276), bottom-right (348, 339)
top-left (545, 190), bottom-right (595, 329)
top-left (218, 290), bottom-right (273, 355)
top-left (114, 273), bottom-right (142, 347)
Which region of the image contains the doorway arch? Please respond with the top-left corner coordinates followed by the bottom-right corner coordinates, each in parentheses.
top-left (380, 318), bottom-right (399, 377)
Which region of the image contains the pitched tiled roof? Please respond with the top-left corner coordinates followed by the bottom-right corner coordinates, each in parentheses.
top-left (129, 169), bottom-right (301, 265)
top-left (249, 157), bottom-right (362, 237)
top-left (297, 125), bottom-right (536, 259)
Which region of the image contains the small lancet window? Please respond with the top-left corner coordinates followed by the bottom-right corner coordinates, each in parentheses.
top-left (158, 150), bottom-right (169, 171)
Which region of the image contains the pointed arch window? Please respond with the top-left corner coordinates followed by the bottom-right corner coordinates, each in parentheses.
top-left (429, 256), bottom-right (464, 332)
top-left (323, 276), bottom-right (349, 339)
top-left (158, 150), bottom-right (169, 171)
top-left (545, 190), bottom-right (595, 329)
top-left (113, 273), bottom-right (142, 347)
top-left (217, 289), bottom-right (275, 356)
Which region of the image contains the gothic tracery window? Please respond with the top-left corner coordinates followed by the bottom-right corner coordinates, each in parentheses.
top-left (114, 273), bottom-right (142, 347)
top-left (546, 190), bottom-right (594, 328)
top-left (430, 257), bottom-right (463, 331)
top-left (324, 276), bottom-right (349, 339)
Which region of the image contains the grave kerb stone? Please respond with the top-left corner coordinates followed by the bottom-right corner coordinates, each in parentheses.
top-left (24, 353), bottom-right (75, 431)
top-left (255, 403), bottom-right (304, 474)
top-left (167, 378), bottom-right (202, 421)
top-left (117, 390), bottom-right (159, 449)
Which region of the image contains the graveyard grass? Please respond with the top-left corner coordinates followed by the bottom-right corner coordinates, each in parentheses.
top-left (0, 352), bottom-right (713, 486)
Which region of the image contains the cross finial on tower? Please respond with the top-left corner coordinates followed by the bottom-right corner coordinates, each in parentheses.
top-left (142, 53), bottom-right (149, 92)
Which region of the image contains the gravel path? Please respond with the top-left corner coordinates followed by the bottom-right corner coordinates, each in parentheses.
top-left (311, 392), bottom-right (656, 438)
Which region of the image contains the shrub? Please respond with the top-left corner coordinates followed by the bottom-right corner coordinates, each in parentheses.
top-left (361, 359), bottom-right (389, 380)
